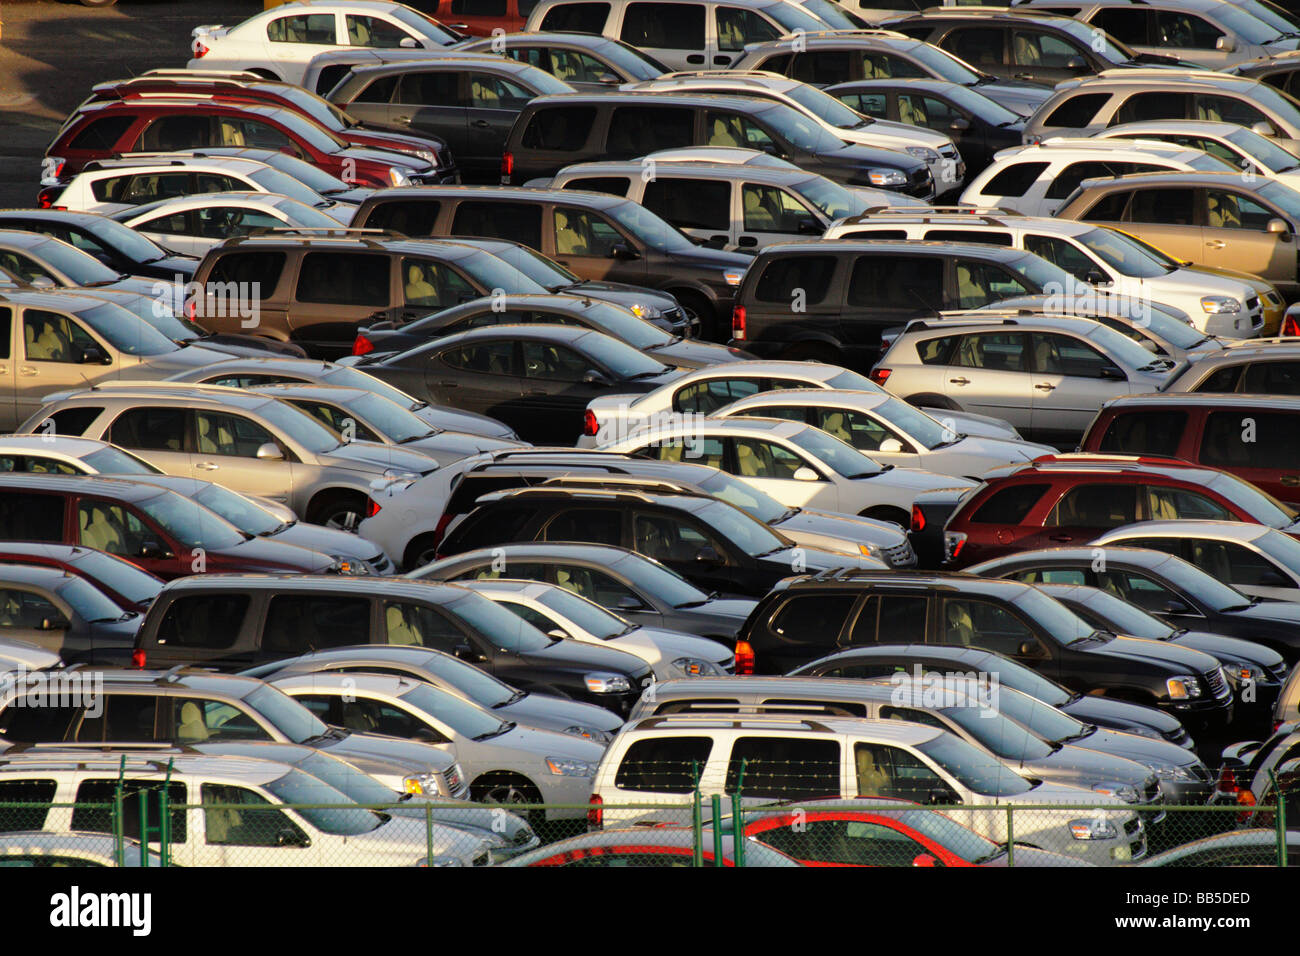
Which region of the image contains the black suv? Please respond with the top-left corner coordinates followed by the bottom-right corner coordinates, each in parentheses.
top-left (502, 91), bottom-right (934, 196)
top-left (735, 569), bottom-right (1235, 736)
top-left (436, 486), bottom-right (856, 597)
top-left (731, 239), bottom-right (1073, 367)
top-left (350, 186), bottom-right (751, 338)
top-left (132, 574), bottom-right (654, 714)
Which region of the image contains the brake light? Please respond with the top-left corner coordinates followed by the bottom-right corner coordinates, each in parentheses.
top-left (734, 639), bottom-right (755, 675)
top-left (1237, 790), bottom-right (1257, 807)
top-left (870, 367), bottom-right (891, 386)
top-left (731, 305), bottom-right (746, 340)
top-left (184, 296), bottom-right (198, 321)
top-left (36, 187), bottom-right (64, 210)
top-left (353, 333), bottom-right (374, 356)
top-left (193, 42), bottom-right (209, 59)
top-left (911, 504), bottom-right (925, 533)
top-left (582, 409), bottom-right (599, 437)
top-left (1216, 768), bottom-right (1239, 794)
top-left (1283, 314), bottom-right (1300, 337)
top-left (500, 150), bottom-right (513, 182)
top-left (365, 497), bottom-right (382, 518)
top-left (131, 648), bottom-right (146, 669)
top-left (587, 793), bottom-right (603, 828)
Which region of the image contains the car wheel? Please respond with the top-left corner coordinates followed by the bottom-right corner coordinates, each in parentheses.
top-left (470, 774), bottom-right (544, 826)
top-left (859, 506), bottom-right (910, 530)
top-left (247, 68), bottom-right (282, 80)
top-left (670, 290), bottom-right (719, 341)
top-left (307, 492), bottom-right (368, 532)
top-left (402, 533), bottom-right (442, 572)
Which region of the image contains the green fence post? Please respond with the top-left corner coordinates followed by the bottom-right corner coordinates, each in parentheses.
top-left (138, 790), bottom-right (149, 869)
top-left (1005, 805), bottom-right (1014, 868)
top-left (731, 759), bottom-right (746, 868)
top-left (114, 755), bottom-right (126, 868)
top-left (691, 760), bottom-right (703, 868)
top-left (711, 795), bottom-right (724, 867)
top-left (426, 803), bottom-right (435, 866)
top-left (159, 759), bottom-right (174, 868)
top-left (1271, 769), bottom-right (1287, 867)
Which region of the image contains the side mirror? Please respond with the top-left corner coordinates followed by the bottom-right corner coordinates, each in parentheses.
top-left (1084, 269), bottom-right (1111, 286)
top-left (949, 116), bottom-right (971, 132)
top-left (139, 540), bottom-right (172, 561)
top-left (1268, 218), bottom-right (1290, 235)
top-left (582, 369), bottom-right (611, 387)
top-left (1163, 598), bottom-right (1191, 615)
top-left (413, 726), bottom-right (445, 743)
top-left (792, 466), bottom-right (820, 482)
top-left (797, 219), bottom-right (822, 235)
top-left (40, 617), bottom-right (69, 631)
top-left (1216, 35), bottom-right (1236, 53)
top-left (1099, 365), bottom-right (1126, 381)
top-left (1253, 120), bottom-right (1276, 137)
top-left (609, 242), bottom-right (640, 261)
top-left (616, 594), bottom-right (646, 611)
top-left (912, 852), bottom-right (940, 867)
top-left (399, 37), bottom-right (419, 48)
top-left (276, 828), bottom-right (311, 848)
top-left (695, 546), bottom-right (722, 565)
top-left (878, 438), bottom-right (904, 454)
top-left (1016, 640), bottom-right (1039, 658)
top-left (28, 276), bottom-right (56, 290)
top-left (79, 346), bottom-right (109, 365)
top-left (597, 73), bottom-right (620, 85)
top-left (255, 442), bottom-right (284, 461)
top-left (454, 642), bottom-right (486, 663)
top-left (546, 628), bottom-right (569, 640)
top-left (1065, 55), bottom-right (1088, 72)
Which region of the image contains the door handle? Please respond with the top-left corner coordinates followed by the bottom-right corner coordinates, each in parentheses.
top-left (195, 462), bottom-right (219, 471)
top-left (1049, 534), bottom-right (1073, 542)
top-left (737, 235), bottom-right (757, 247)
top-left (1206, 240), bottom-right (1226, 249)
top-left (1014, 73), bottom-right (1035, 81)
top-left (393, 115), bottom-right (412, 125)
top-left (434, 381), bottom-right (459, 388)
top-left (526, 389), bottom-right (547, 396)
top-left (471, 119), bottom-right (491, 128)
top-left (1035, 382), bottom-right (1056, 391)
top-left (1281, 475), bottom-right (1300, 486)
top-left (714, 55), bottom-right (732, 65)
top-left (948, 376), bottom-right (970, 385)
top-left (18, 366), bottom-right (36, 376)
top-left (686, 54), bottom-right (705, 64)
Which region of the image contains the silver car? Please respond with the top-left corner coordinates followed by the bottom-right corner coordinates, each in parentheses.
top-left (17, 383), bottom-right (440, 530)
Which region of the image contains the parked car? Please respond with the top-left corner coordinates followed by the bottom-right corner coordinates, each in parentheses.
top-left (0, 543), bottom-right (163, 615)
top-left (0, 434), bottom-right (158, 479)
top-left (0, 209), bottom-right (198, 282)
top-left (1093, 119), bottom-right (1300, 189)
top-left (113, 193), bottom-right (346, 258)
top-left (0, 563), bottom-right (140, 665)
top-left (0, 231), bottom-right (183, 303)
top-left (455, 32), bottom-right (668, 88)
top-left (1161, 341), bottom-right (1300, 396)
top-left (500, 825), bottom-right (799, 866)
top-left (1138, 829), bottom-right (1300, 866)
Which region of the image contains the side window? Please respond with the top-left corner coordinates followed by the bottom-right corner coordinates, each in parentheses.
top-left (791, 51), bottom-right (853, 86)
top-left (1092, 8), bottom-right (1150, 45)
top-left (1240, 361), bottom-right (1300, 395)
top-left (978, 162), bottom-right (1049, 198)
top-left (541, 508), bottom-right (622, 546)
top-left (614, 737), bottom-right (713, 793)
top-left (136, 116), bottom-right (211, 152)
top-left (632, 510), bottom-right (727, 565)
top-left (969, 483), bottom-right (1049, 524)
top-left (339, 697), bottom-right (438, 738)
top-left (847, 594), bottom-right (928, 645)
top-left (898, 94), bottom-right (961, 133)
top-left (295, 252), bottom-right (390, 306)
top-left (725, 737), bottom-right (841, 800)
top-left (1011, 29), bottom-right (1084, 68)
top-left (620, 1), bottom-right (706, 49)
top-left (1030, 332), bottom-right (1116, 379)
top-left (753, 256), bottom-right (836, 306)
top-left (1196, 94), bottom-right (1268, 128)
top-left (1098, 411), bottom-right (1188, 458)
top-left (1096, 569), bottom-right (1184, 615)
top-left (396, 71), bottom-right (459, 106)
top-left (1115, 91), bottom-right (1188, 124)
top-left (1014, 568), bottom-right (1087, 585)
top-left (672, 377), bottom-right (761, 414)
top-left (214, 117), bottom-right (295, 153)
top-left (439, 341), bottom-right (517, 376)
top-left (154, 595), bottom-right (249, 650)
top-left (356, 75), bottom-right (400, 104)
top-left (33, 406), bottom-right (101, 438)
top-left (206, 251), bottom-right (286, 298)
top-left (346, 14), bottom-right (416, 48)
top-left (363, 200), bottom-right (440, 238)
top-left (848, 255), bottom-right (943, 311)
top-left (1023, 234), bottom-right (1097, 280)
top-left (1046, 161), bottom-right (1125, 201)
top-left (72, 780), bottom-right (186, 843)
top-left (607, 107), bottom-right (694, 154)
top-left (1047, 482), bottom-right (1139, 526)
top-left (643, 178), bottom-right (731, 232)
top-left (768, 594), bottom-right (856, 645)
top-left (448, 503), bottom-right (535, 551)
top-left (0, 588), bottom-right (66, 631)
top-left (715, 5), bottom-right (781, 51)
top-left (67, 115), bottom-right (136, 151)
top-left (202, 784), bottom-right (308, 847)
top-left (107, 406), bottom-right (188, 452)
top-left (952, 260), bottom-right (1028, 309)
top-left (520, 106), bottom-right (596, 151)
top-left (553, 207), bottom-right (622, 258)
top-left (194, 411), bottom-right (277, 459)
top-left (538, 2), bottom-right (611, 33)
top-left (1078, 189), bottom-right (1132, 222)
top-left (267, 13), bottom-right (337, 43)
top-left (521, 341), bottom-right (589, 381)
top-left (705, 111), bottom-right (777, 151)
top-left (1145, 486), bottom-right (1232, 522)
top-left (540, 48), bottom-right (614, 84)
top-left (172, 697), bottom-right (272, 743)
top-left (1127, 188), bottom-right (1197, 225)
top-left (817, 408), bottom-right (905, 453)
top-left (855, 743), bottom-right (947, 802)
top-left (844, 91), bottom-right (889, 118)
top-left (1200, 411), bottom-right (1300, 469)
top-left (552, 566), bottom-right (641, 606)
top-left (1188, 540), bottom-right (1283, 590)
top-left (1042, 93), bottom-right (1111, 129)
top-left (450, 201), bottom-right (543, 250)
top-left (732, 437), bottom-right (812, 480)
top-left (637, 435), bottom-right (724, 469)
top-left (940, 598), bottom-right (1043, 659)
top-left (0, 702), bottom-right (79, 741)
top-left (76, 500), bottom-right (155, 559)
top-left (400, 257), bottom-right (476, 309)
top-left (951, 332), bottom-right (1028, 372)
top-left (1154, 10), bottom-right (1221, 49)
top-left (758, 817), bottom-right (930, 867)
top-left (741, 184), bottom-right (818, 235)
top-left (941, 27), bottom-right (1006, 69)
top-left (263, 595), bottom-right (372, 656)
top-left (468, 73), bottom-right (534, 110)
top-left (0, 491), bottom-right (65, 542)
top-left (1206, 190), bottom-right (1277, 231)
top-left (0, 780), bottom-right (58, 832)
top-left (561, 176), bottom-right (632, 197)
top-left (22, 310), bottom-right (100, 363)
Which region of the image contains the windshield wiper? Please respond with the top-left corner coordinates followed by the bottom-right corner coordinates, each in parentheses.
top-left (494, 689), bottom-right (527, 708)
top-left (627, 369), bottom-right (669, 380)
top-left (473, 721), bottom-right (515, 741)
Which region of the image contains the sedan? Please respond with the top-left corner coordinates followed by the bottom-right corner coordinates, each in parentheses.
top-left (0, 542), bottom-right (163, 615)
top-left (0, 562), bottom-right (141, 664)
top-left (0, 209), bottom-right (198, 281)
top-left (344, 325), bottom-right (687, 445)
top-left (114, 192), bottom-right (345, 258)
top-left (500, 827), bottom-right (800, 867)
top-left (0, 230), bottom-right (184, 304)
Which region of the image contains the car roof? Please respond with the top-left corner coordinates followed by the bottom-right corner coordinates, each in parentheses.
top-left (0, 563), bottom-right (97, 589)
top-left (1101, 119), bottom-right (1249, 138)
top-left (968, 545), bottom-right (1181, 571)
top-left (413, 323), bottom-right (615, 348)
top-left (429, 542), bottom-right (643, 566)
top-left (0, 210), bottom-right (115, 228)
top-left (1101, 391), bottom-right (1300, 410)
top-left (760, 238), bottom-right (1028, 260)
top-left (627, 712), bottom-right (945, 743)
top-left (0, 434), bottom-right (121, 457)
top-left (45, 382), bottom-right (282, 409)
top-left (672, 359), bottom-right (847, 382)
top-left (983, 453), bottom-right (1228, 484)
top-left (481, 485), bottom-right (717, 512)
top-left (0, 751), bottom-right (289, 785)
top-left (0, 472), bottom-right (178, 502)
top-left (273, 671), bottom-right (426, 697)
top-left (345, 56), bottom-right (547, 80)
top-left (0, 287), bottom-right (121, 314)
top-left (1052, 69), bottom-right (1262, 92)
top-left (779, 568), bottom-right (1033, 598)
top-left (1097, 520), bottom-right (1272, 543)
top-left (834, 210), bottom-right (1091, 235)
top-left (362, 184), bottom-right (627, 209)
top-left (724, 387), bottom-right (888, 410)
top-left (248, 383), bottom-right (372, 402)
top-left (525, 90), bottom-right (796, 111)
top-left (161, 572), bottom-right (470, 603)
top-left (76, 155), bottom-right (274, 177)
top-left (557, 160), bottom-right (814, 187)
top-left (642, 675), bottom-right (975, 705)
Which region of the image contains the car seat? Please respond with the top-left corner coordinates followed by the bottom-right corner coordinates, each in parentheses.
top-left (349, 18), bottom-right (372, 46)
top-left (1207, 193), bottom-right (1242, 229)
top-left (1148, 489), bottom-right (1179, 520)
top-left (25, 319), bottom-right (69, 362)
top-left (1013, 33), bottom-right (1042, 67)
top-left (897, 96), bottom-right (927, 128)
top-left (386, 605), bottom-right (422, 646)
top-left (405, 264), bottom-right (438, 303)
top-left (204, 803), bottom-right (242, 843)
top-left (855, 747), bottom-right (893, 797)
top-left (821, 412), bottom-right (851, 443)
top-left (219, 122), bottom-right (246, 147)
top-left (342, 702), bottom-right (379, 732)
top-left (634, 516), bottom-right (673, 561)
top-left (196, 415), bottom-right (236, 456)
top-left (1192, 541), bottom-right (1232, 583)
top-left (471, 77), bottom-right (500, 107)
top-left (176, 702), bottom-right (210, 743)
top-left (945, 603), bottom-right (974, 646)
top-left (80, 505), bottom-right (126, 555)
top-left (554, 211), bottom-right (589, 256)
top-left (1033, 336), bottom-right (1059, 375)
top-left (709, 116), bottom-right (744, 148)
top-left (743, 189), bottom-right (778, 232)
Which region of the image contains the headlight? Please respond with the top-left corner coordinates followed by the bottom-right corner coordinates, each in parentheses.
top-left (389, 167), bottom-right (412, 187)
top-left (629, 302), bottom-right (659, 319)
top-left (416, 149), bottom-right (438, 165)
top-left (1223, 663), bottom-right (1263, 685)
top-left (1142, 762), bottom-right (1196, 782)
top-left (1069, 818), bottom-right (1119, 841)
top-left (1092, 783), bottom-right (1138, 803)
top-left (672, 657), bottom-right (723, 677)
top-left (858, 543), bottom-right (883, 560)
top-left (546, 756), bottom-right (598, 776)
top-left (1166, 675), bottom-right (1203, 700)
top-left (383, 468), bottom-right (421, 481)
top-left (584, 674), bottom-right (631, 695)
top-left (905, 146), bottom-right (939, 163)
top-left (867, 168), bottom-right (908, 187)
top-left (722, 268), bottom-right (744, 286)
top-left (1200, 295), bottom-right (1241, 314)
top-left (563, 725), bottom-right (613, 745)
top-left (329, 556), bottom-right (370, 576)
top-left (402, 772), bottom-right (440, 796)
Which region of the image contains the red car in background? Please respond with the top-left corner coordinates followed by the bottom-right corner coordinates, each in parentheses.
top-left (409, 0), bottom-right (532, 36)
top-left (939, 455), bottom-right (1300, 569)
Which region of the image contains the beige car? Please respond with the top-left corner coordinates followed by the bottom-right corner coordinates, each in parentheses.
top-left (1054, 171), bottom-right (1300, 298)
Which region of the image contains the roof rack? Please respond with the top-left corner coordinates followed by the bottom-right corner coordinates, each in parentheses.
top-left (863, 205), bottom-right (1021, 216)
top-left (241, 227), bottom-right (404, 246)
top-left (143, 68), bottom-right (263, 79)
top-left (775, 27), bottom-right (909, 41)
top-left (538, 475), bottom-right (706, 495)
top-left (638, 714), bottom-right (836, 732)
top-left (1093, 67), bottom-right (1236, 79)
top-left (656, 69), bottom-right (788, 80)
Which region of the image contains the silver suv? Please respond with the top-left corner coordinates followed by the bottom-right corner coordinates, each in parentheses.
top-left (18, 383), bottom-right (439, 530)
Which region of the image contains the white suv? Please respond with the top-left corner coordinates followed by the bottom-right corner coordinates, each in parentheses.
top-left (960, 136), bottom-right (1238, 215)
top-left (591, 714), bottom-right (1145, 864)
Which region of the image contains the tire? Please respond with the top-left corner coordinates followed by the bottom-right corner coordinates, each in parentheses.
top-left (469, 773), bottom-right (544, 827)
top-left (79, 0), bottom-right (118, 6)
top-left (859, 506), bottom-right (911, 529)
top-left (905, 394), bottom-right (957, 410)
top-left (307, 491), bottom-right (368, 533)
top-left (782, 342), bottom-right (841, 365)
top-left (402, 533), bottom-right (442, 572)
top-left (670, 290), bottom-right (720, 342)
top-left (247, 69), bottom-right (282, 81)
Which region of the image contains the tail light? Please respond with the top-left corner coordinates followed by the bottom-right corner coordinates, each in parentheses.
top-left (910, 504), bottom-right (925, 533)
top-left (587, 793), bottom-right (603, 829)
top-left (1283, 313), bottom-right (1300, 337)
top-left (427, 513), bottom-right (454, 556)
top-left (500, 150), bottom-right (513, 182)
top-left (365, 497), bottom-right (382, 518)
top-left (870, 367), bottom-right (891, 386)
top-left (731, 305), bottom-right (746, 340)
top-left (1216, 768), bottom-right (1240, 794)
top-left (184, 296), bottom-right (199, 321)
top-left (193, 42), bottom-right (209, 59)
top-left (1236, 788), bottom-right (1258, 823)
top-left (734, 639), bottom-right (755, 676)
top-left (36, 186), bottom-right (64, 210)
top-left (582, 409), bottom-right (599, 437)
top-left (944, 531), bottom-right (967, 564)
top-left (131, 648), bottom-right (146, 669)
top-left (353, 333), bottom-right (374, 356)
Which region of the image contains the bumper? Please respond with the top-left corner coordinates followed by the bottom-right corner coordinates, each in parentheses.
top-left (1160, 695), bottom-right (1234, 736)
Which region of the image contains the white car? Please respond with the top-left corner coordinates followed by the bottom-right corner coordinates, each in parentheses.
top-left (712, 388), bottom-right (1056, 479)
top-left (601, 417), bottom-right (976, 525)
top-left (960, 137), bottom-right (1237, 216)
top-left (579, 359), bottom-right (1022, 450)
top-left (54, 156), bottom-right (355, 220)
top-left (188, 0), bottom-right (462, 86)
top-left (825, 210), bottom-right (1268, 338)
top-left (463, 578), bottom-right (734, 680)
top-left (1093, 120), bottom-right (1300, 190)
top-left (114, 192), bottom-right (345, 257)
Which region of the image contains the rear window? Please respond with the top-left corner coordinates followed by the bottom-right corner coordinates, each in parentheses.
top-left (1042, 93), bottom-right (1110, 129)
top-left (361, 200), bottom-right (441, 237)
top-left (1098, 410), bottom-right (1187, 458)
top-left (753, 255), bottom-right (836, 305)
top-left (154, 594), bottom-right (249, 649)
top-left (539, 2), bottom-right (611, 33)
top-left (614, 736), bottom-right (713, 793)
top-left (450, 201), bottom-right (544, 251)
top-left (520, 106), bottom-right (596, 151)
top-left (725, 736), bottom-right (840, 800)
top-left (768, 594), bottom-right (854, 644)
top-left (970, 483), bottom-right (1049, 525)
top-left (36, 406), bottom-right (103, 437)
top-left (263, 595), bottom-right (371, 656)
top-left (606, 106), bottom-right (694, 154)
top-left (979, 162), bottom-right (1049, 198)
top-left (446, 504), bottom-right (536, 552)
top-left (0, 491), bottom-right (64, 542)
top-left (562, 176), bottom-right (632, 196)
top-left (67, 115), bottom-right (136, 151)
top-left (848, 255), bottom-right (943, 311)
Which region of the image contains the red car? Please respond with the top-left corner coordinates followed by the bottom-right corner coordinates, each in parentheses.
top-left (412, 0), bottom-right (532, 36)
top-left (939, 455), bottom-right (1300, 569)
top-left (82, 72), bottom-right (456, 174)
top-left (503, 827), bottom-right (801, 867)
top-left (45, 98), bottom-right (445, 190)
top-left (0, 542), bottom-right (163, 613)
top-left (1079, 393), bottom-right (1300, 509)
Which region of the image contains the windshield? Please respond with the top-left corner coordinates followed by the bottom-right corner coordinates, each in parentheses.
top-left (1010, 588), bottom-right (1096, 645)
top-left (1188, 151), bottom-right (1239, 173)
top-left (1083, 321), bottom-right (1173, 371)
top-left (295, 749), bottom-right (395, 805)
top-left (344, 392), bottom-right (432, 443)
top-left (826, 369), bottom-right (883, 391)
top-left (273, 197), bottom-right (349, 228)
top-left (476, 244), bottom-right (578, 287)
top-left (270, 85), bottom-right (354, 131)
top-left (785, 83), bottom-right (876, 130)
top-left (974, 654), bottom-right (1071, 707)
top-left (68, 549), bottom-right (161, 607)
top-left (890, 808), bottom-right (999, 862)
top-left (538, 587), bottom-right (628, 638)
top-left (915, 734), bottom-right (1033, 796)
top-left (401, 682), bottom-right (509, 739)
top-left (1253, 528), bottom-right (1300, 572)
top-left (102, 293), bottom-right (203, 342)
top-left (569, 301), bottom-right (671, 349)
top-left (586, 40), bottom-right (665, 78)
top-left (85, 217), bottom-right (171, 263)
top-left (264, 768), bottom-right (383, 835)
top-left (192, 482), bottom-right (282, 536)
top-left (1149, 554), bottom-right (1252, 612)
top-left (253, 399), bottom-right (343, 454)
top-left (1139, 310), bottom-right (1209, 350)
top-left (263, 107), bottom-right (349, 154)
top-left (696, 470), bottom-right (786, 524)
top-left (24, 237), bottom-right (121, 284)
top-left (795, 0), bottom-right (860, 29)
top-left (789, 427), bottom-right (883, 478)
top-left (763, 0), bottom-right (829, 34)
top-left (245, 683), bottom-right (329, 743)
top-left (942, 84), bottom-right (1021, 125)
top-left (455, 252), bottom-right (548, 296)
top-left (606, 200), bottom-right (698, 253)
top-left (752, 101), bottom-right (847, 153)
top-left (81, 444), bottom-right (160, 475)
top-left (937, 701), bottom-right (1053, 762)
top-left (322, 365), bottom-right (421, 407)
top-left (1225, 124), bottom-right (1300, 173)
top-left (871, 397), bottom-right (952, 449)
top-left (414, 649), bottom-right (516, 708)
top-left (1005, 251), bottom-right (1074, 292)
top-left (57, 575), bottom-right (127, 622)
top-left (1207, 472), bottom-right (1298, 528)
top-left (1052, 16), bottom-right (1134, 60)
top-left (1076, 227), bottom-right (1172, 279)
top-left (994, 685), bottom-right (1090, 744)
top-left (611, 552), bottom-right (709, 607)
top-left (575, 330), bottom-right (668, 378)
top-left (76, 302), bottom-right (177, 357)
top-left (389, 5), bottom-right (462, 43)
top-left (247, 166), bottom-right (333, 206)
top-left (791, 175), bottom-right (868, 220)
top-left (1074, 587), bottom-right (1173, 639)
top-left (1256, 179), bottom-right (1300, 221)
top-left (136, 490), bottom-right (245, 549)
top-left (1211, 0), bottom-right (1290, 44)
top-left (252, 151), bottom-right (353, 195)
top-left (694, 498), bottom-right (788, 556)
top-left (444, 592), bottom-right (552, 653)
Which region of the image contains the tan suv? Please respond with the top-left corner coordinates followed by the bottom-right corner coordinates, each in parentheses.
top-left (1054, 170), bottom-right (1300, 298)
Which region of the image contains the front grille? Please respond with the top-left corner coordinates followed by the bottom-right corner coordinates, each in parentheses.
top-left (369, 553), bottom-right (393, 574)
top-left (1164, 726), bottom-right (1190, 746)
top-left (1247, 296), bottom-right (1260, 312)
top-left (513, 827), bottom-right (535, 846)
top-left (444, 765), bottom-right (462, 793)
top-left (1204, 667), bottom-right (1230, 700)
top-left (883, 540), bottom-right (917, 568)
top-left (1124, 817), bottom-right (1141, 837)
top-left (1270, 660), bottom-right (1289, 682)
top-left (939, 144), bottom-right (960, 160)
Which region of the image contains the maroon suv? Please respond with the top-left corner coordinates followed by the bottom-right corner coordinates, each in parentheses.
top-left (82, 73), bottom-right (457, 176)
top-left (45, 99), bottom-right (446, 189)
top-left (934, 455), bottom-right (1300, 569)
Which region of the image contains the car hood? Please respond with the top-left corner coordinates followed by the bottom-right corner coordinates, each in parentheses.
top-left (917, 406), bottom-right (1022, 441)
top-left (497, 722), bottom-right (608, 763)
top-left (347, 812), bottom-right (488, 863)
top-left (772, 508), bottom-right (908, 554)
top-left (1064, 694), bottom-right (1185, 740)
top-left (1159, 268), bottom-right (1258, 299)
top-left (947, 434), bottom-right (1055, 465)
top-left (1227, 598), bottom-right (1300, 628)
top-left (1167, 629), bottom-right (1285, 671)
top-left (400, 430), bottom-right (528, 463)
top-left (763, 545), bottom-right (882, 573)
top-left (679, 596), bottom-right (758, 625)
top-left (1072, 727), bottom-right (1205, 771)
top-left (338, 145), bottom-right (436, 175)
top-left (319, 729), bottom-right (457, 774)
top-left (972, 80), bottom-right (1052, 116)
top-left (1003, 779), bottom-right (1129, 810)
top-left (319, 439), bottom-right (439, 476)
top-left (816, 141), bottom-right (927, 171)
top-left (561, 281), bottom-right (679, 312)
top-left (408, 403), bottom-right (518, 440)
top-left (268, 522), bottom-right (388, 563)
top-left (647, 339), bottom-right (750, 368)
top-left (524, 635), bottom-right (655, 678)
top-left (1089, 634), bottom-right (1221, 673)
top-left (1028, 744), bottom-right (1157, 790)
top-left (225, 534), bottom-right (339, 572)
top-left (501, 692), bottom-right (625, 735)
top-left (613, 626), bottom-right (733, 667)
top-left (665, 246), bottom-right (752, 271)
top-left (123, 343), bottom-right (243, 374)
top-left (842, 118), bottom-right (953, 151)
top-left (855, 467), bottom-right (976, 493)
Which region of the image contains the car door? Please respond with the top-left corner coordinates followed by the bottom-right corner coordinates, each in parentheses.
top-left (0, 585), bottom-right (81, 658)
top-left (738, 182), bottom-right (823, 249)
top-left (936, 596), bottom-right (1056, 674)
top-left (714, 4), bottom-right (784, 69)
top-left (618, 0), bottom-right (708, 70)
top-left (939, 26), bottom-right (1009, 79)
top-left (426, 339), bottom-right (528, 424)
top-left (518, 337), bottom-right (612, 443)
top-left (290, 251), bottom-right (394, 357)
top-left (1120, 186), bottom-right (1204, 263)
top-left (550, 204), bottom-right (642, 282)
top-left (74, 496), bottom-right (181, 578)
top-left (1202, 187), bottom-right (1294, 286)
top-left (1029, 481), bottom-right (1140, 551)
top-left (131, 207), bottom-right (206, 258)
top-left (265, 11), bottom-right (342, 68)
top-left (1151, 9), bottom-right (1233, 68)
top-left (1026, 331), bottom-right (1132, 442)
top-left (101, 405), bottom-right (195, 478)
top-left (0, 307), bottom-right (17, 430)
top-left (1197, 409), bottom-right (1300, 505)
top-left (392, 70), bottom-right (470, 163)
top-left (629, 506), bottom-right (741, 594)
top-left (397, 254), bottom-right (481, 323)
top-left (464, 71), bottom-right (535, 178)
top-left (190, 408), bottom-right (299, 504)
top-left (14, 308), bottom-right (118, 423)
top-left (728, 435), bottom-right (838, 510)
top-left (940, 330), bottom-right (1034, 431)
top-left (640, 176), bottom-right (733, 249)
top-left (1008, 27), bottom-right (1092, 86)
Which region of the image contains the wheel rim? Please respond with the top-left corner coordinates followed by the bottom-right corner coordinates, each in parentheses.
top-left (323, 509), bottom-right (361, 532)
top-left (482, 784), bottom-right (530, 805)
